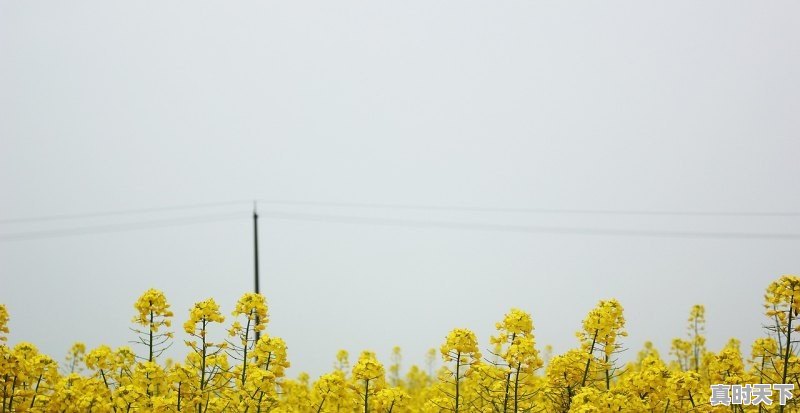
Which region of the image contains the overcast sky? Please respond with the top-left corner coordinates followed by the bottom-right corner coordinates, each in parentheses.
top-left (1, 1), bottom-right (799, 378)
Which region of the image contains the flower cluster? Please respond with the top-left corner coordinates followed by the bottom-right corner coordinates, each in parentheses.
top-left (132, 288), bottom-right (174, 332)
top-left (230, 292), bottom-right (268, 335)
top-left (1, 275), bottom-right (800, 412)
top-left (183, 298), bottom-right (225, 335)
top-left (440, 328), bottom-right (481, 363)
top-left (0, 304), bottom-right (9, 343)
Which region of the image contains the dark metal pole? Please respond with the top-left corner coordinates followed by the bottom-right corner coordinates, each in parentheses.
top-left (254, 203), bottom-right (260, 295)
top-left (253, 202), bottom-right (261, 341)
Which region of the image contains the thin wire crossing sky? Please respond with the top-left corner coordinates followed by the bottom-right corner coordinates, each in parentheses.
top-left (2, 206), bottom-right (800, 242)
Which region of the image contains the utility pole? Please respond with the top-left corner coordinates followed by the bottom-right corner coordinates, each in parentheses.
top-left (253, 201), bottom-right (261, 341)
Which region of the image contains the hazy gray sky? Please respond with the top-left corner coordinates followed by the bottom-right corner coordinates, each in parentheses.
top-left (1, 1), bottom-right (799, 378)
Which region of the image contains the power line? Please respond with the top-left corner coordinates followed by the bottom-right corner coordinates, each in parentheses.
top-left (0, 200), bottom-right (252, 224)
top-left (1, 209), bottom-right (797, 242)
top-left (257, 211), bottom-right (800, 240)
top-left (254, 199), bottom-right (800, 217)
top-left (0, 212), bottom-right (246, 242)
top-left (2, 198), bottom-right (800, 225)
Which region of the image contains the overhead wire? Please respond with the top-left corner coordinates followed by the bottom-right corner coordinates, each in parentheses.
top-left (0, 212), bottom-right (246, 242)
top-left (0, 200), bottom-right (253, 224)
top-left (253, 199), bottom-right (800, 217)
top-left (1, 209), bottom-right (798, 242)
top-left (2, 198), bottom-right (800, 225)
top-left (257, 210), bottom-right (800, 241)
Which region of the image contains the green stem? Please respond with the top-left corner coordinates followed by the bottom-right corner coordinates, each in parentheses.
top-left (581, 330), bottom-right (598, 387)
top-left (30, 373), bottom-right (43, 408)
top-left (565, 372), bottom-right (573, 411)
top-left (455, 352), bottom-right (461, 413)
top-left (100, 370), bottom-right (117, 412)
top-left (242, 313), bottom-right (252, 386)
top-left (364, 379), bottom-right (370, 413)
top-left (513, 364), bottom-right (521, 413)
top-left (780, 294), bottom-right (794, 413)
top-left (502, 333), bottom-right (516, 413)
top-left (7, 375), bottom-right (16, 412)
top-left (198, 319), bottom-right (207, 413)
top-left (316, 395), bottom-right (326, 413)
